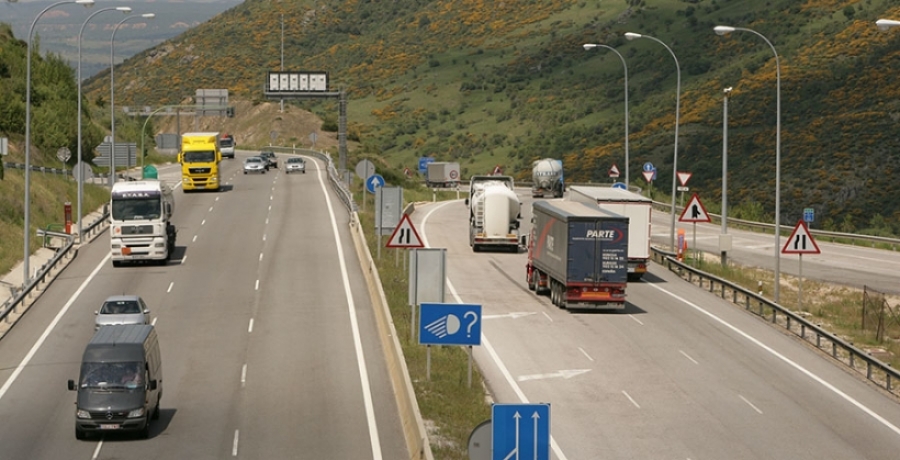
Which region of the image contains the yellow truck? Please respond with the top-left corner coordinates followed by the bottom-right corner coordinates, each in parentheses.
top-left (178, 132), bottom-right (222, 191)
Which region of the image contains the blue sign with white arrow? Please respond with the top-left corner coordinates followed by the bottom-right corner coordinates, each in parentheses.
top-left (492, 403), bottom-right (550, 460)
top-left (366, 174), bottom-right (385, 194)
top-left (419, 303), bottom-right (482, 346)
top-left (643, 161), bottom-right (654, 172)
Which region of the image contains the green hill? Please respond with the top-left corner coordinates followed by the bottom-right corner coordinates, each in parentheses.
top-left (11, 0), bottom-right (900, 234)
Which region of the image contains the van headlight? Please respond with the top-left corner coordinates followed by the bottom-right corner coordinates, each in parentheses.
top-left (76, 409), bottom-right (91, 419)
top-left (127, 407), bottom-right (145, 418)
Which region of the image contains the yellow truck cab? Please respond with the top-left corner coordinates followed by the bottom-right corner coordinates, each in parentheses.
top-left (178, 132), bottom-right (222, 191)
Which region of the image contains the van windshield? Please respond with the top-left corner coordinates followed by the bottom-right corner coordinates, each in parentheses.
top-left (80, 362), bottom-right (144, 390)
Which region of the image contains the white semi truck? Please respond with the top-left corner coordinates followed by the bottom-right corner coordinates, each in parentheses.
top-left (567, 185), bottom-right (651, 280)
top-left (110, 180), bottom-right (176, 267)
top-left (465, 175), bottom-right (521, 252)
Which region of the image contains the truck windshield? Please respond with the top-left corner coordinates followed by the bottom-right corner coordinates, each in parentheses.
top-left (219, 138), bottom-right (234, 148)
top-left (112, 197), bottom-right (161, 221)
top-left (79, 362), bottom-right (144, 389)
top-left (183, 150), bottom-right (216, 163)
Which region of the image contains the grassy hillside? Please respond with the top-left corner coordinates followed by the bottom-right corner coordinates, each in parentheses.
top-left (72, 0), bottom-right (900, 234)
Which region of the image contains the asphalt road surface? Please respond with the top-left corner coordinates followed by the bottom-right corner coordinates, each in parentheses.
top-left (412, 193), bottom-right (900, 459)
top-left (0, 154), bottom-right (408, 459)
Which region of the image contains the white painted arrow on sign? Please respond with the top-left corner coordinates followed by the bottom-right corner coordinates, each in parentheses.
top-left (517, 369), bottom-right (591, 382)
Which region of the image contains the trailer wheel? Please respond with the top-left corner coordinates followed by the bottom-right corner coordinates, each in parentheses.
top-left (550, 281), bottom-right (559, 306)
top-left (527, 271), bottom-right (536, 291)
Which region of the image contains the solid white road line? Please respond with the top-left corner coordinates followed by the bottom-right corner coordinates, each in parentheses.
top-left (315, 158), bottom-right (383, 458)
top-left (0, 253), bottom-right (111, 401)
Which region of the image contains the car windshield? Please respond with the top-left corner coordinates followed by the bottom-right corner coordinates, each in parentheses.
top-left (79, 362), bottom-right (144, 390)
top-left (246, 157), bottom-right (262, 163)
top-left (288, 158), bottom-right (303, 163)
top-left (100, 300), bottom-right (141, 314)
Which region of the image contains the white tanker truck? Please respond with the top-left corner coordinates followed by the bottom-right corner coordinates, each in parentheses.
top-left (465, 176), bottom-right (521, 252)
top-left (532, 158), bottom-right (564, 198)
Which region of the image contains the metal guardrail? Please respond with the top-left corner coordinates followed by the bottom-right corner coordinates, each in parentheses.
top-left (643, 198), bottom-right (900, 250)
top-left (0, 210), bottom-right (109, 326)
top-left (3, 161), bottom-right (137, 181)
top-left (651, 247), bottom-right (900, 396)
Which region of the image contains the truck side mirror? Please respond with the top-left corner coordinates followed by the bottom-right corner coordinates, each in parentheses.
top-left (464, 198), bottom-right (469, 206)
top-left (177, 153), bottom-right (183, 163)
top-left (520, 235), bottom-right (528, 247)
top-left (67, 380), bottom-right (76, 391)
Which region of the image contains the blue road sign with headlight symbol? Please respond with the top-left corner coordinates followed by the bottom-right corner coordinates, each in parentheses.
top-left (492, 403), bottom-right (550, 460)
top-left (419, 303), bottom-right (482, 346)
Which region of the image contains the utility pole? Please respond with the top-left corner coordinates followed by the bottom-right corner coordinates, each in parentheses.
top-left (280, 14), bottom-right (284, 113)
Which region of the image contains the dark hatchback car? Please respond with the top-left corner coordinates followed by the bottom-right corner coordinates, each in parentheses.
top-left (259, 151), bottom-right (278, 169)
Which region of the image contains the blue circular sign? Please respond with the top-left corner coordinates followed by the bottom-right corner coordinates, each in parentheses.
top-left (365, 174), bottom-right (385, 194)
top-left (612, 182), bottom-right (628, 190)
top-left (643, 162), bottom-right (654, 172)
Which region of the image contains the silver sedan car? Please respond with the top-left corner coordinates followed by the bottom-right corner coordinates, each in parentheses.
top-left (285, 157), bottom-right (306, 174)
top-left (95, 295), bottom-right (150, 330)
top-left (243, 156), bottom-right (267, 174)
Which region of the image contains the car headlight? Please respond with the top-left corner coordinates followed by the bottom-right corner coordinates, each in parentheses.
top-left (77, 409), bottom-right (91, 419)
top-left (127, 407), bottom-right (145, 418)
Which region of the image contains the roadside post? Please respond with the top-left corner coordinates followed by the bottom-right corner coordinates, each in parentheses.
top-left (419, 302), bottom-right (482, 387)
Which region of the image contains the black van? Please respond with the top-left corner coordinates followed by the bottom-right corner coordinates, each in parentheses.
top-left (68, 325), bottom-right (163, 439)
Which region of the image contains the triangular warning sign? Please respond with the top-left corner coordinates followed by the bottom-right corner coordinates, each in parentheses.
top-left (678, 193), bottom-right (711, 223)
top-left (386, 214), bottom-right (425, 248)
top-left (609, 164), bottom-right (620, 178)
top-left (677, 171), bottom-right (692, 186)
top-left (782, 220), bottom-right (821, 254)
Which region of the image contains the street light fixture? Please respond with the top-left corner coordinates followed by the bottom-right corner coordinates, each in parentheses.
top-left (583, 43), bottom-right (630, 186)
top-left (876, 19), bottom-right (900, 31)
top-left (714, 25), bottom-right (783, 302)
top-left (624, 32), bottom-right (681, 252)
top-left (77, 5), bottom-right (131, 244)
top-left (109, 12), bottom-right (155, 187)
top-left (23, 0), bottom-right (95, 284)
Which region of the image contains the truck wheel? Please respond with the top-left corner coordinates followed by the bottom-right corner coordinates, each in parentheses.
top-left (139, 419), bottom-right (150, 439)
top-left (527, 271), bottom-right (536, 291)
top-left (112, 261), bottom-right (122, 268)
top-left (75, 427), bottom-right (87, 440)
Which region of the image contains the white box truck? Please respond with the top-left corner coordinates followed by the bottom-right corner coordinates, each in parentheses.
top-left (567, 186), bottom-right (651, 280)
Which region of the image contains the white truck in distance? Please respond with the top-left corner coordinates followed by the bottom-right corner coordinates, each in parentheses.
top-left (531, 158), bottom-right (564, 198)
top-left (465, 175), bottom-right (521, 252)
top-left (110, 181), bottom-right (177, 267)
top-left (567, 185), bottom-right (651, 280)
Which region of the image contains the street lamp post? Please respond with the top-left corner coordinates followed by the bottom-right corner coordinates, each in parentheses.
top-left (714, 25), bottom-right (782, 302)
top-left (721, 87), bottom-right (733, 266)
top-left (583, 43), bottom-right (630, 186)
top-left (24, 0), bottom-right (95, 284)
top-left (77, 5), bottom-right (131, 244)
top-left (110, 13), bottom-right (155, 187)
top-left (624, 32), bottom-right (681, 251)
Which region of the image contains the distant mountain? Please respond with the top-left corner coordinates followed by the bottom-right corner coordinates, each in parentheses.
top-left (0, 0), bottom-right (242, 79)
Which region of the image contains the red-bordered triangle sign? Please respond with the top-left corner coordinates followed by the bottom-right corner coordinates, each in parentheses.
top-left (609, 164), bottom-right (620, 178)
top-left (678, 193), bottom-right (711, 223)
top-left (782, 220), bottom-right (821, 254)
top-left (386, 214), bottom-right (425, 248)
top-left (677, 171), bottom-right (692, 186)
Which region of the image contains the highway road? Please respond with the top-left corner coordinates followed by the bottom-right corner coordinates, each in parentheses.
top-left (413, 193), bottom-right (900, 459)
top-left (648, 206), bottom-right (900, 296)
top-left (0, 154), bottom-right (409, 459)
